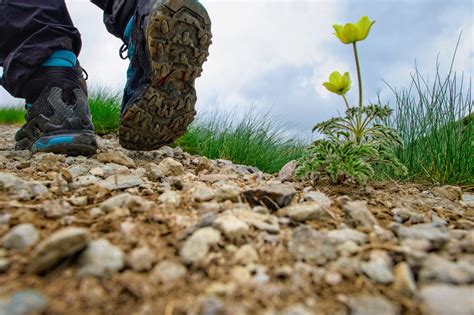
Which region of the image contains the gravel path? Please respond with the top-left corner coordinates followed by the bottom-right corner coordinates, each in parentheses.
top-left (0, 125), bottom-right (473, 315)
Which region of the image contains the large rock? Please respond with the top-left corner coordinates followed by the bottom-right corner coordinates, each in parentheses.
top-left (420, 284), bottom-right (474, 315)
top-left (180, 227), bottom-right (221, 265)
top-left (289, 226), bottom-right (338, 265)
top-left (2, 223), bottom-right (39, 250)
top-left (242, 183), bottom-right (296, 210)
top-left (29, 227), bottom-right (89, 274)
top-left (303, 191), bottom-right (332, 209)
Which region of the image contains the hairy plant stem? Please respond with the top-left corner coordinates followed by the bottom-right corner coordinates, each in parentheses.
top-left (353, 42), bottom-right (363, 144)
top-left (342, 95), bottom-right (350, 109)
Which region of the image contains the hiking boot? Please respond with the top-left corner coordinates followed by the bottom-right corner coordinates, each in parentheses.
top-left (15, 67), bottom-right (97, 156)
top-left (119, 0), bottom-right (212, 150)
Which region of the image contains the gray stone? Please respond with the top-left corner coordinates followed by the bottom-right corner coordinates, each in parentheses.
top-left (151, 260), bottom-right (187, 283)
top-left (327, 227), bottom-right (368, 245)
top-left (30, 227), bottom-right (89, 274)
top-left (99, 163), bottom-right (130, 178)
top-left (2, 223), bottom-right (39, 250)
top-left (199, 295), bottom-right (226, 315)
top-left (289, 226), bottom-right (338, 265)
top-left (342, 200), bottom-right (378, 229)
top-left (432, 185), bottom-right (462, 201)
top-left (180, 227), bottom-right (221, 265)
top-left (303, 191), bottom-right (332, 209)
top-left (462, 194), bottom-right (474, 202)
top-left (391, 207), bottom-right (424, 223)
top-left (0, 290), bottom-right (48, 315)
top-left (347, 295), bottom-right (399, 315)
top-left (0, 172), bottom-right (43, 200)
top-left (419, 254), bottom-right (474, 284)
top-left (127, 247), bottom-right (157, 272)
top-left (420, 284), bottom-right (474, 315)
top-left (192, 185), bottom-right (216, 202)
top-left (391, 223), bottom-right (449, 249)
top-left (214, 183), bottom-right (240, 202)
top-left (277, 160), bottom-right (297, 182)
top-left (101, 175), bottom-right (143, 190)
top-left (78, 239), bottom-right (125, 276)
top-left (71, 175), bottom-right (101, 188)
top-left (285, 202), bottom-right (332, 222)
top-left (242, 183), bottom-right (296, 210)
top-left (158, 190), bottom-right (181, 206)
top-left (360, 251), bottom-right (394, 284)
top-left (214, 214), bottom-right (249, 241)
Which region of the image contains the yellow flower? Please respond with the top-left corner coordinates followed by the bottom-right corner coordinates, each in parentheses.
top-left (333, 16), bottom-right (375, 44)
top-left (323, 71), bottom-right (351, 95)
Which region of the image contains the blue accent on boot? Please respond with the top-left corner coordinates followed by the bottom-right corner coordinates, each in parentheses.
top-left (33, 136), bottom-right (74, 150)
top-left (25, 103), bottom-right (33, 110)
top-left (41, 50), bottom-right (77, 67)
top-left (124, 17), bottom-right (135, 44)
top-left (123, 17), bottom-right (137, 97)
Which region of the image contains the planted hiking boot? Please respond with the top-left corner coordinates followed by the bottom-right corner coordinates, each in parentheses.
top-left (15, 67), bottom-right (97, 156)
top-left (119, 0), bottom-right (212, 150)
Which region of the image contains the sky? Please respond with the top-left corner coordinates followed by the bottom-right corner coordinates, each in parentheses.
top-left (0, 0), bottom-right (472, 138)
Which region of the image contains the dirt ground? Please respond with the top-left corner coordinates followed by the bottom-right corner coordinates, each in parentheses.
top-left (0, 125), bottom-right (472, 315)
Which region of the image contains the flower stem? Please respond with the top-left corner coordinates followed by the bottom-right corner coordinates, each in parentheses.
top-left (342, 95), bottom-right (350, 109)
top-left (353, 42), bottom-right (363, 110)
top-left (353, 42), bottom-right (363, 144)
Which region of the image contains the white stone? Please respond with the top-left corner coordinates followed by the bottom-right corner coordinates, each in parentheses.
top-left (2, 223), bottom-right (39, 250)
top-left (180, 227), bottom-right (221, 265)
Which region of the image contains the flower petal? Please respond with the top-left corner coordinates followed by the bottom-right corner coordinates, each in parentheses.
top-left (329, 71), bottom-right (342, 85)
top-left (342, 23), bottom-right (359, 44)
top-left (323, 82), bottom-right (340, 94)
top-left (332, 25), bottom-right (346, 43)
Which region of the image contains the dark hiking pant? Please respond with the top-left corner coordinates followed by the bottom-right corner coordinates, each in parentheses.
top-left (0, 0), bottom-right (138, 98)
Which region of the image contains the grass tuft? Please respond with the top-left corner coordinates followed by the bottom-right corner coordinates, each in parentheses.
top-left (0, 106), bottom-right (26, 125)
top-left (88, 88), bottom-right (121, 135)
top-left (176, 110), bottom-right (305, 174)
top-left (378, 41), bottom-right (473, 185)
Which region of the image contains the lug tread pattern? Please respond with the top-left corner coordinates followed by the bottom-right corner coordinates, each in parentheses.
top-left (119, 0), bottom-right (212, 151)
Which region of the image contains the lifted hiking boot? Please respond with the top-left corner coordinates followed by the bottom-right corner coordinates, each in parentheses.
top-left (15, 67), bottom-right (97, 156)
top-left (119, 0), bottom-right (212, 151)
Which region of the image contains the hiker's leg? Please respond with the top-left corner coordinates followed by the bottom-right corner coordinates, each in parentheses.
top-left (0, 0), bottom-right (82, 98)
top-left (90, 0), bottom-right (138, 40)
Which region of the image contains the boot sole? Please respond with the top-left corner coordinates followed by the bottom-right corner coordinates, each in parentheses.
top-left (31, 132), bottom-right (97, 156)
top-left (119, 0), bottom-right (212, 151)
